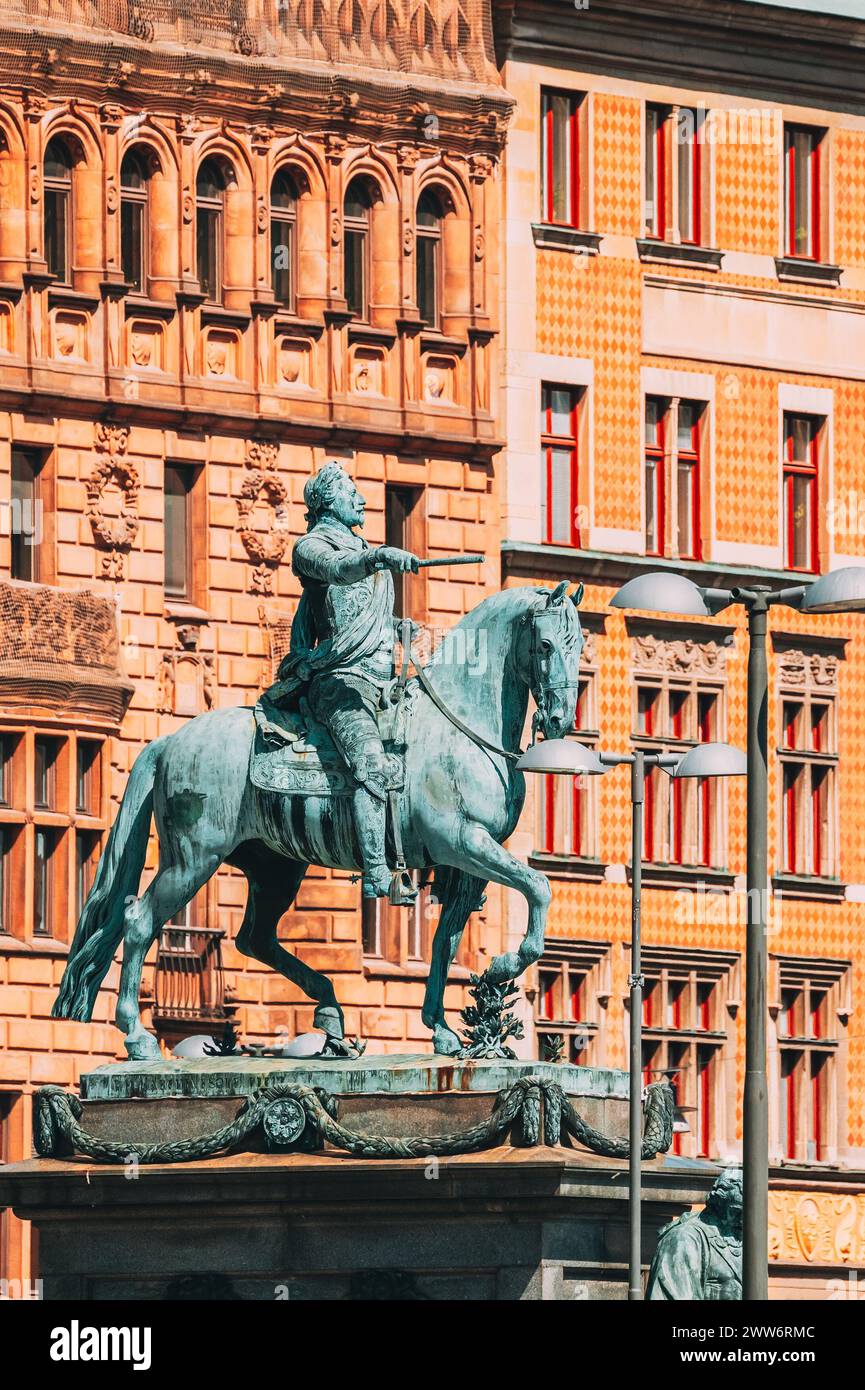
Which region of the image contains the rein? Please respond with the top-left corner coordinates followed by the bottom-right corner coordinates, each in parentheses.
top-left (411, 658), bottom-right (523, 763)
top-left (402, 604), bottom-right (577, 764)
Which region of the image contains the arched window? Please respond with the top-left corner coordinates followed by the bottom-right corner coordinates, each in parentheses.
top-left (120, 149), bottom-right (149, 294)
top-left (344, 177), bottom-right (372, 320)
top-left (270, 169), bottom-right (297, 309)
top-left (44, 138), bottom-right (72, 285)
top-left (416, 188), bottom-right (442, 327)
top-left (196, 158), bottom-right (226, 303)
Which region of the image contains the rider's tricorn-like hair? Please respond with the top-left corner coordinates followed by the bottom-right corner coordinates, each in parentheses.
top-left (304, 460), bottom-right (351, 527)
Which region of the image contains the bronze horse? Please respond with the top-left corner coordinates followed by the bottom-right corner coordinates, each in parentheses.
top-left (54, 582), bottom-right (583, 1058)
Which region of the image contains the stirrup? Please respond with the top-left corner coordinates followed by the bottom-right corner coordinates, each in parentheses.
top-left (389, 867), bottom-right (418, 906)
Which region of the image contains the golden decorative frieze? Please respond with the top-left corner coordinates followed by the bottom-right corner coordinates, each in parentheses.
top-left (769, 1188), bottom-right (865, 1267)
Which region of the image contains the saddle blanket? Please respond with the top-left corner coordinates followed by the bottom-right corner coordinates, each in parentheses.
top-left (249, 687), bottom-right (413, 797)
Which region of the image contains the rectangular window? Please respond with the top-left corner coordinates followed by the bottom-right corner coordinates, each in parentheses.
top-left (536, 673), bottom-right (598, 860)
top-left (196, 205), bottom-right (221, 304)
top-left (785, 125), bottom-right (821, 260)
top-left (76, 739), bottom-right (101, 814)
top-left (676, 403), bottom-right (701, 560)
top-left (75, 829), bottom-right (100, 920)
top-left (644, 398), bottom-right (665, 555)
top-left (645, 398), bottom-right (703, 560)
top-left (779, 685), bottom-right (836, 879)
top-left (270, 219), bottom-right (292, 310)
top-left (533, 940), bottom-right (610, 1065)
top-left (385, 484), bottom-right (423, 620)
top-left (641, 946), bottom-right (739, 1160)
top-left (541, 384), bottom-right (581, 546)
top-left (34, 736), bottom-right (60, 810)
top-left (541, 90), bottom-right (581, 227)
top-left (33, 825), bottom-right (58, 937)
top-left (361, 874), bottom-right (448, 971)
top-left (775, 958), bottom-right (847, 1162)
top-left (164, 464), bottom-right (193, 600)
top-left (677, 109), bottom-right (702, 245)
top-left (121, 198), bottom-right (145, 294)
top-left (0, 729), bottom-right (105, 943)
top-left (645, 106), bottom-right (666, 238)
top-left (783, 413), bottom-right (819, 573)
top-left (44, 187), bottom-right (69, 285)
top-left (344, 226), bottom-right (367, 320)
top-left (10, 449), bottom-right (43, 583)
top-left (634, 679), bottom-right (724, 867)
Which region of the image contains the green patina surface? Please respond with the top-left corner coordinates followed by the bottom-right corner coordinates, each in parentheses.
top-left (80, 1055), bottom-right (630, 1103)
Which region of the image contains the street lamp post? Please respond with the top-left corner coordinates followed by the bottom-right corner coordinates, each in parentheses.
top-left (518, 735), bottom-right (745, 1299)
top-left (611, 565), bottom-right (865, 1300)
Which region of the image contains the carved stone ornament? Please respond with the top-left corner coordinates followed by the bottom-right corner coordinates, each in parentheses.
top-left (631, 632), bottom-right (726, 677)
top-left (769, 1189), bottom-right (865, 1267)
top-left (158, 646), bottom-right (217, 717)
top-left (236, 441), bottom-right (291, 596)
top-left (778, 647), bottom-right (838, 691)
top-left (85, 423), bottom-right (140, 580)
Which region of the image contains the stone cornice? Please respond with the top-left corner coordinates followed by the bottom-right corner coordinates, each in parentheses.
top-left (0, 24), bottom-right (512, 159)
top-left (495, 0), bottom-right (865, 112)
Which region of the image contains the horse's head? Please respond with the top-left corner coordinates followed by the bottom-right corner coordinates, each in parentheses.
top-left (526, 580), bottom-right (584, 740)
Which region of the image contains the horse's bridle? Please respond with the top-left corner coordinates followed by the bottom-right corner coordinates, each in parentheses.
top-left (402, 600), bottom-right (579, 764)
top-left (525, 601), bottom-right (582, 746)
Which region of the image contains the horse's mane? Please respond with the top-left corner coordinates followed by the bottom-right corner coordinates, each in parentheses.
top-left (450, 585), bottom-right (581, 638)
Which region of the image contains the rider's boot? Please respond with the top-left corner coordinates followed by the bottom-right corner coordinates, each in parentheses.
top-left (352, 786), bottom-right (417, 905)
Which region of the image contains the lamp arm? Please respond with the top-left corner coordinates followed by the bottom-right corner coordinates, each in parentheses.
top-left (698, 586), bottom-right (735, 615)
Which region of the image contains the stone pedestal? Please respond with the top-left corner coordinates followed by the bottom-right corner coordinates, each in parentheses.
top-left (0, 1055), bottom-right (718, 1300)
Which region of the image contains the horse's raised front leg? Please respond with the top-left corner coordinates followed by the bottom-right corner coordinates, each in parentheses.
top-left (423, 866), bottom-right (488, 1055)
top-left (443, 822), bottom-right (552, 986)
top-left (116, 850), bottom-right (221, 1060)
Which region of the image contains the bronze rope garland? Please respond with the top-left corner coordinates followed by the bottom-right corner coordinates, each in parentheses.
top-left (33, 1078), bottom-right (674, 1165)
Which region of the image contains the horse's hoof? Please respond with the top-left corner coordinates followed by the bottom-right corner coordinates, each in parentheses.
top-left (313, 1004), bottom-right (344, 1038)
top-left (486, 951), bottom-right (522, 985)
top-left (124, 1029), bottom-right (162, 1061)
top-left (432, 1025), bottom-right (461, 1056)
top-left (320, 1034), bottom-right (366, 1059)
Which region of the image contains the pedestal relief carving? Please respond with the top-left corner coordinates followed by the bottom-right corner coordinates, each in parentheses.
top-left (236, 441), bottom-right (291, 596)
top-left (85, 423), bottom-right (140, 580)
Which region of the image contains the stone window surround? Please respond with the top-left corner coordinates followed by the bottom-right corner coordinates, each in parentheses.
top-left (777, 384), bottom-right (833, 577)
top-left (768, 953), bottom-right (851, 1166)
top-left (530, 937), bottom-right (612, 1068)
top-left (640, 367), bottom-right (714, 565)
top-left (636, 942), bottom-right (740, 1162)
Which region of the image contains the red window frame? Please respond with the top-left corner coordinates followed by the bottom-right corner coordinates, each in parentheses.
top-left (646, 106), bottom-right (667, 239)
top-left (645, 397), bottom-right (665, 556)
top-left (785, 125), bottom-right (821, 261)
top-left (541, 384), bottom-right (581, 546)
top-left (696, 1045), bottom-right (712, 1158)
top-left (677, 108), bottom-right (702, 246)
top-left (697, 691), bottom-right (714, 866)
top-left (670, 691), bottom-right (685, 864)
top-left (676, 403), bottom-right (702, 561)
top-left (541, 89), bottom-right (580, 227)
top-left (783, 413), bottom-right (819, 573)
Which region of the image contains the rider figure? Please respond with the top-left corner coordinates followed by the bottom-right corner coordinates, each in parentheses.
top-left (271, 460), bottom-right (419, 905)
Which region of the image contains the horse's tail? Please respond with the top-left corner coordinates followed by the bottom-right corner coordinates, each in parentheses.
top-left (53, 738), bottom-right (164, 1022)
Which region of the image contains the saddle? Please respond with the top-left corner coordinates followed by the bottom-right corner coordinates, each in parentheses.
top-left (249, 684), bottom-right (414, 798)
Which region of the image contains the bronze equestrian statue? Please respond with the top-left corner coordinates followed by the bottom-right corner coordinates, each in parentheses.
top-left (54, 461), bottom-right (584, 1060)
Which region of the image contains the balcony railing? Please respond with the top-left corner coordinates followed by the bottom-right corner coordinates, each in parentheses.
top-left (153, 925), bottom-right (228, 1026)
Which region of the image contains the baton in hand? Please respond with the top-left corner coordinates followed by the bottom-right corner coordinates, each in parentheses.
top-left (416, 554), bottom-right (484, 568)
